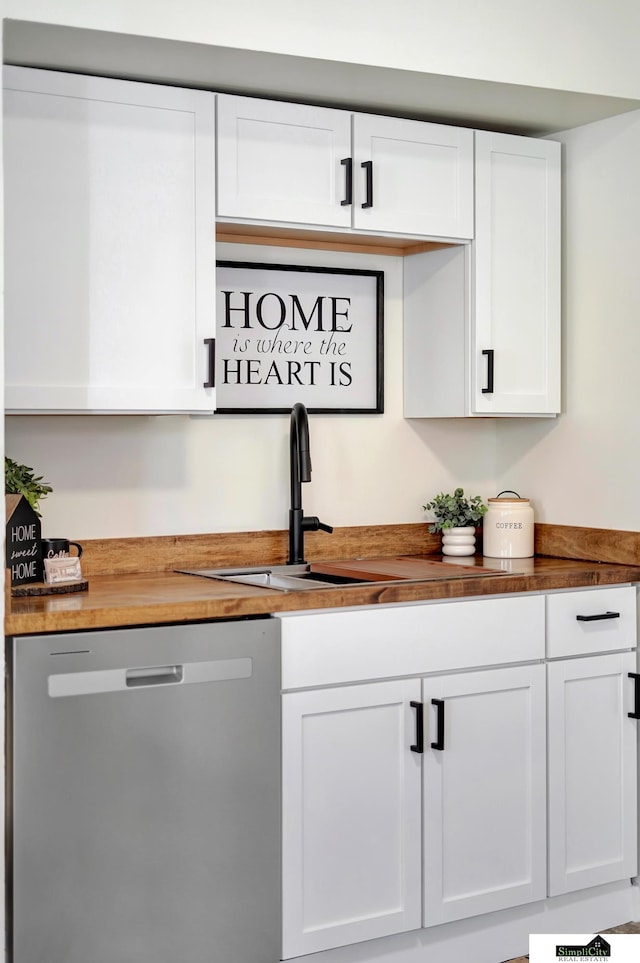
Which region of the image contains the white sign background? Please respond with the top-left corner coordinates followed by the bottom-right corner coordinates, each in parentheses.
top-left (215, 262), bottom-right (384, 413)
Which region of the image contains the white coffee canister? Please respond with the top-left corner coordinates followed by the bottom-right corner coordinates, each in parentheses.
top-left (483, 491), bottom-right (534, 559)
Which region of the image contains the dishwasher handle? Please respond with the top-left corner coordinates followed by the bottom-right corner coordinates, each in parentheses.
top-left (49, 657), bottom-right (253, 698)
top-left (125, 665), bottom-right (184, 687)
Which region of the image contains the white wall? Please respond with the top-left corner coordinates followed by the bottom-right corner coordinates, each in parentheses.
top-left (496, 108), bottom-right (640, 529)
top-left (5, 0), bottom-right (640, 541)
top-left (5, 242), bottom-right (497, 539)
top-left (5, 0), bottom-right (640, 539)
top-left (5, 0), bottom-right (640, 100)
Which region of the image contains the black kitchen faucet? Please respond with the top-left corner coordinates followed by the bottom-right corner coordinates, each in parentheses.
top-left (287, 402), bottom-right (333, 565)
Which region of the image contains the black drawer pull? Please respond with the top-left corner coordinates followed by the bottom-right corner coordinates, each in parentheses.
top-left (576, 611), bottom-right (620, 622)
top-left (431, 698), bottom-right (445, 751)
top-left (481, 348), bottom-right (494, 394)
top-left (629, 673), bottom-right (640, 720)
top-left (203, 337), bottom-right (215, 388)
top-left (410, 700), bottom-right (423, 753)
top-left (340, 157), bottom-right (353, 206)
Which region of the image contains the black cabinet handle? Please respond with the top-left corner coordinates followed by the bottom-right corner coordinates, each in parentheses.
top-left (410, 701), bottom-right (423, 753)
top-left (340, 157), bottom-right (353, 206)
top-left (361, 160), bottom-right (373, 209)
top-left (481, 349), bottom-right (494, 394)
top-left (203, 338), bottom-right (215, 388)
top-left (576, 611), bottom-right (620, 622)
top-left (431, 698), bottom-right (445, 751)
top-left (628, 673), bottom-right (640, 720)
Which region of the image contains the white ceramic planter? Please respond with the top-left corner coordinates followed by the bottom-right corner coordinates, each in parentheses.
top-left (441, 526), bottom-right (476, 556)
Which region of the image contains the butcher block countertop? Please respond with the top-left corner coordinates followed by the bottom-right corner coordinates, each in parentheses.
top-left (6, 520), bottom-right (640, 635)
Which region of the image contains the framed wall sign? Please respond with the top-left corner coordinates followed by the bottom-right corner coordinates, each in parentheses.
top-left (215, 261), bottom-right (384, 413)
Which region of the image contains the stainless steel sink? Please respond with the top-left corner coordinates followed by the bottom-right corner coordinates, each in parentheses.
top-left (177, 564), bottom-right (368, 591)
top-left (176, 560), bottom-right (513, 592)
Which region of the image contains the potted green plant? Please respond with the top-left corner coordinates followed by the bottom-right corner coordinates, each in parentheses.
top-left (5, 456), bottom-right (53, 517)
top-left (423, 487), bottom-right (487, 556)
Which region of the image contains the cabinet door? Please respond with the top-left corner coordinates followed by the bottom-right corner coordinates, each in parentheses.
top-left (472, 131), bottom-right (561, 415)
top-left (353, 114), bottom-right (473, 238)
top-left (423, 664), bottom-right (547, 925)
top-left (547, 652), bottom-right (638, 895)
top-left (216, 94), bottom-right (352, 227)
top-left (4, 66), bottom-right (216, 413)
top-left (282, 679), bottom-right (422, 958)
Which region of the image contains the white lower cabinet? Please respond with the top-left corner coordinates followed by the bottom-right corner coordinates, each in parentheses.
top-left (281, 679), bottom-right (422, 959)
top-left (280, 587), bottom-right (638, 961)
top-left (281, 665), bottom-right (547, 957)
top-left (423, 664), bottom-right (547, 925)
top-left (547, 651), bottom-right (638, 896)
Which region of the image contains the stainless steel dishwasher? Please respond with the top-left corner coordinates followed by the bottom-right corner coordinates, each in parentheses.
top-left (7, 617), bottom-right (281, 963)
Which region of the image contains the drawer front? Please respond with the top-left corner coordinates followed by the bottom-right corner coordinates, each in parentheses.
top-left (546, 586), bottom-right (637, 658)
top-left (279, 594), bottom-right (544, 689)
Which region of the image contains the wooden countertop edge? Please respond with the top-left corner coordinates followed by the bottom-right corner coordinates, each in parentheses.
top-left (7, 561), bottom-right (640, 636)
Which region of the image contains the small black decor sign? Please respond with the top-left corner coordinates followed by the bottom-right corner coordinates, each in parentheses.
top-left (6, 495), bottom-right (42, 585)
top-left (215, 261), bottom-right (384, 413)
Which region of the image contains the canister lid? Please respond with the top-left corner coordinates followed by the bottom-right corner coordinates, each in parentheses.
top-left (489, 490), bottom-right (529, 503)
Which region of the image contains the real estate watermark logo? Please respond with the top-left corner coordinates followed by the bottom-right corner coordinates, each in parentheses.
top-left (555, 935), bottom-right (611, 958)
top-left (530, 933), bottom-right (639, 961)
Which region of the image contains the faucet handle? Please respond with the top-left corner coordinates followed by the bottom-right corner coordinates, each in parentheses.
top-left (302, 516), bottom-right (334, 535)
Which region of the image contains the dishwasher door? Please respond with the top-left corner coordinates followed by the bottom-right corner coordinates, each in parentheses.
top-left (8, 617), bottom-right (280, 963)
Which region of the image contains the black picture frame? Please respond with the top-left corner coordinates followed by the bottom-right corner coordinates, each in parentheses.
top-left (214, 260), bottom-right (384, 414)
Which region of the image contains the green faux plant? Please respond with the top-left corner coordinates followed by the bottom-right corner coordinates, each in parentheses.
top-left (5, 456), bottom-right (53, 517)
top-left (423, 487), bottom-right (487, 533)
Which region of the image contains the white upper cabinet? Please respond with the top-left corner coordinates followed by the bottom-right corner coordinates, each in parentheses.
top-left (472, 132), bottom-right (561, 415)
top-left (216, 96), bottom-right (352, 228)
top-left (404, 131), bottom-right (561, 418)
top-left (4, 67), bottom-right (217, 414)
top-left (216, 94), bottom-right (474, 239)
top-left (352, 114), bottom-right (473, 238)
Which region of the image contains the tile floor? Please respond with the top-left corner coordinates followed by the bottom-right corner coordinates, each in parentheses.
top-left (504, 921), bottom-right (640, 962)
